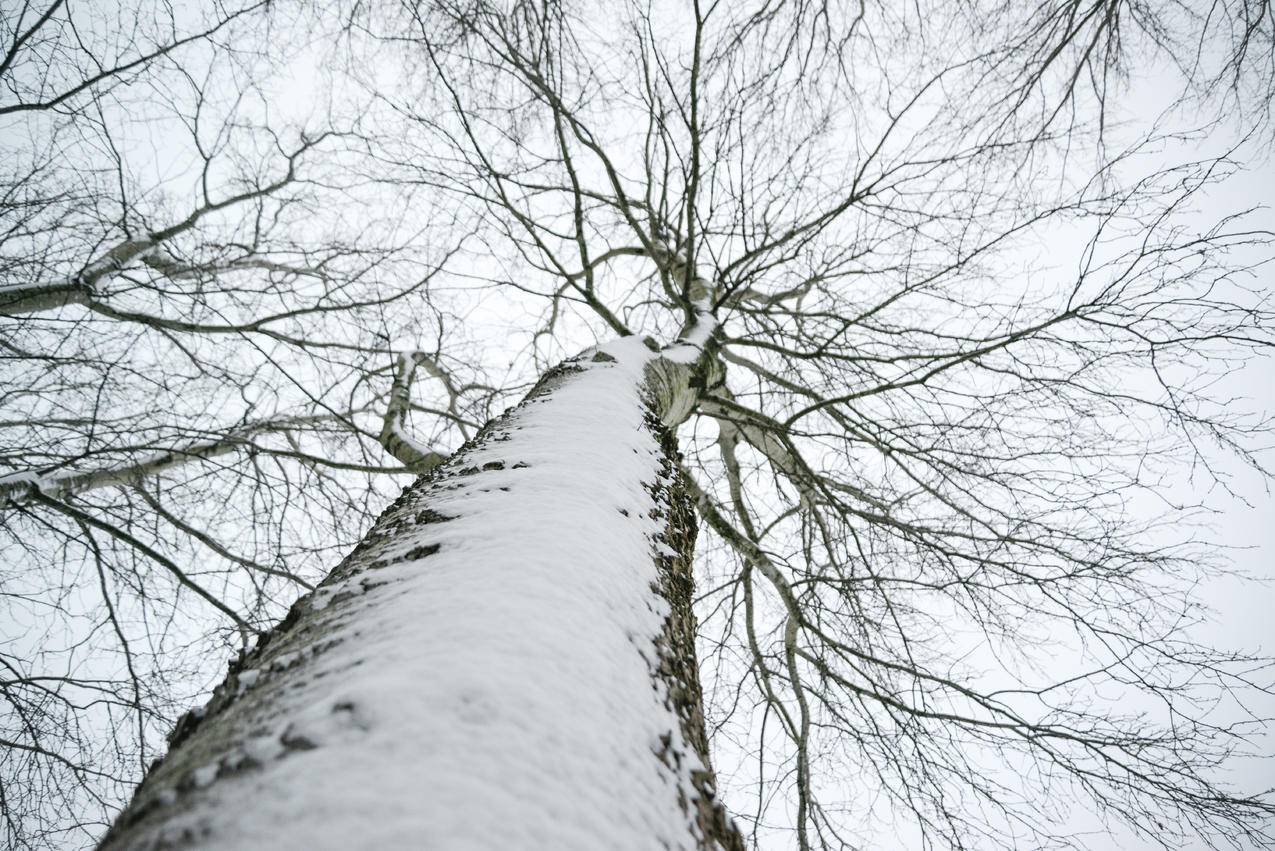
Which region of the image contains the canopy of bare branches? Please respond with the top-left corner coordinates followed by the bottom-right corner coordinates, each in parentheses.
top-left (2, 0), bottom-right (1273, 848)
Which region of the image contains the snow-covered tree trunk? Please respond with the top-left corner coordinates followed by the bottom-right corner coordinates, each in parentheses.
top-left (97, 337), bottom-right (742, 850)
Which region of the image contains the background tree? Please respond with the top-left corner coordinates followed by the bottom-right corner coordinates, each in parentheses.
top-left (4, 0), bottom-right (1275, 849)
top-left (0, 3), bottom-right (488, 846)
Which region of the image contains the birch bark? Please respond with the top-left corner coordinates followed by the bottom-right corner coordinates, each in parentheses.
top-left (97, 338), bottom-right (741, 850)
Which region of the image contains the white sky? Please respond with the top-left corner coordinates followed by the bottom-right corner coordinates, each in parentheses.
top-left (3, 3), bottom-right (1272, 847)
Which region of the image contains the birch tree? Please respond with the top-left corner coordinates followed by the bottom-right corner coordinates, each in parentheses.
top-left (6, 0), bottom-right (1275, 849)
top-left (0, 3), bottom-right (484, 846)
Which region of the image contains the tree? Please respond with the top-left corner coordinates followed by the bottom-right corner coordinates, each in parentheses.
top-left (4, 0), bottom-right (1275, 848)
top-left (0, 2), bottom-right (483, 846)
top-left (96, 331), bottom-right (750, 850)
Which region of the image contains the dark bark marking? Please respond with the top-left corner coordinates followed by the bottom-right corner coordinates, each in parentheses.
top-left (365, 542), bottom-right (441, 571)
top-left (415, 508), bottom-right (455, 525)
top-left (644, 412), bottom-right (747, 851)
top-left (279, 726), bottom-right (319, 752)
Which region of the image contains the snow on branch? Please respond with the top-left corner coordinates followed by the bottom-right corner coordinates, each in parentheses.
top-left (378, 352), bottom-right (451, 473)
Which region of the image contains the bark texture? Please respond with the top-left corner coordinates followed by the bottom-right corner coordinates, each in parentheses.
top-left (98, 344), bottom-right (742, 850)
top-left (647, 415), bottom-right (748, 851)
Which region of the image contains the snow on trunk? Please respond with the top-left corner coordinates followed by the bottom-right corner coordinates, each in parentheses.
top-left (98, 337), bottom-right (742, 850)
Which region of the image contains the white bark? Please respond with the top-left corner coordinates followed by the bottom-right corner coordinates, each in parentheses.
top-left (97, 339), bottom-right (740, 850)
top-left (0, 239), bottom-right (154, 316)
top-left (0, 413), bottom-right (346, 503)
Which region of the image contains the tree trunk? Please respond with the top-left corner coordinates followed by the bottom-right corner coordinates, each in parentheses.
top-left (97, 337), bottom-right (743, 850)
